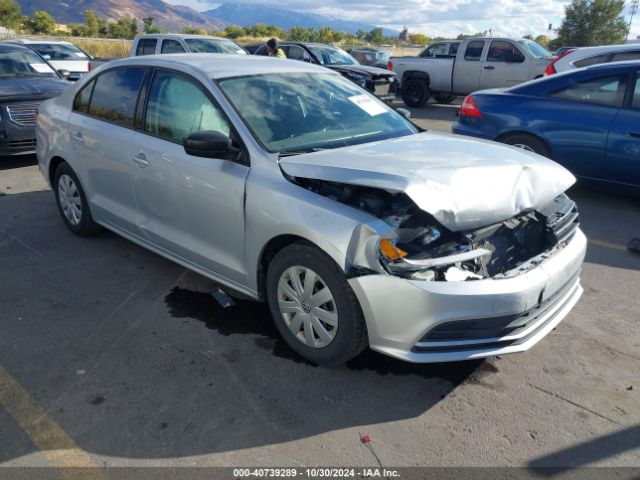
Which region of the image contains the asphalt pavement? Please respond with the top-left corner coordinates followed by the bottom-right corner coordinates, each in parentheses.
top-left (0, 100), bottom-right (639, 474)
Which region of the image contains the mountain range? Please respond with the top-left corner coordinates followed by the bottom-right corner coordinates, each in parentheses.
top-left (16, 0), bottom-right (228, 32)
top-left (15, 0), bottom-right (397, 36)
top-left (204, 3), bottom-right (398, 36)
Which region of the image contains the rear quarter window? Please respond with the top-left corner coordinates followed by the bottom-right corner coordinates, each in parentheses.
top-left (135, 39), bottom-right (157, 56)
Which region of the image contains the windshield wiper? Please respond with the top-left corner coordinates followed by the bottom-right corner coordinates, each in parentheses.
top-left (278, 147), bottom-right (326, 157)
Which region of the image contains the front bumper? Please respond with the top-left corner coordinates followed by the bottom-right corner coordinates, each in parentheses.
top-left (0, 124), bottom-right (37, 156)
top-left (348, 228), bottom-right (587, 363)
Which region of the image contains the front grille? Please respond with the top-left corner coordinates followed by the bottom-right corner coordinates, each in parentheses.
top-left (7, 103), bottom-right (39, 126)
top-left (7, 139), bottom-right (36, 149)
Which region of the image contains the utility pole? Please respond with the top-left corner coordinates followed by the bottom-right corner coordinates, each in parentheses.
top-left (629, 0), bottom-right (639, 39)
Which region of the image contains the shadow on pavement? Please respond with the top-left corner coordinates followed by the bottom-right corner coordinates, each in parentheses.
top-left (0, 190), bottom-right (486, 462)
top-left (528, 425), bottom-right (640, 473)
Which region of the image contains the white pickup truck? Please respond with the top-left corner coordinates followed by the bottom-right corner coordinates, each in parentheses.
top-left (390, 37), bottom-right (554, 107)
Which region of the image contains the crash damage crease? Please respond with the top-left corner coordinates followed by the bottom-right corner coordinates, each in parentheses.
top-left (279, 133), bottom-right (579, 283)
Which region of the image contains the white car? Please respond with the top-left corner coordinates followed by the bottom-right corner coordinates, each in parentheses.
top-left (36, 54), bottom-right (586, 366)
top-left (546, 43), bottom-right (640, 74)
top-left (3, 40), bottom-right (91, 81)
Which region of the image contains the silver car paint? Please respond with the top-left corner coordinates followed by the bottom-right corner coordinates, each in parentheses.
top-left (37, 54), bottom-right (585, 362)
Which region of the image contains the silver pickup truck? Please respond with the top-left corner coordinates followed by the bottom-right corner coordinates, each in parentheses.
top-left (390, 38), bottom-right (554, 107)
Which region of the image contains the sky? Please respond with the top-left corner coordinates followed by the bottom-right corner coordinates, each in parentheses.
top-left (167, 0), bottom-right (640, 40)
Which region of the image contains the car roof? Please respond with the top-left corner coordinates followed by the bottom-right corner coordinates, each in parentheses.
top-left (101, 53), bottom-right (337, 79)
top-left (0, 42), bottom-right (36, 52)
top-left (134, 34), bottom-right (228, 41)
top-left (567, 43), bottom-right (640, 58)
top-left (5, 39), bottom-right (74, 45)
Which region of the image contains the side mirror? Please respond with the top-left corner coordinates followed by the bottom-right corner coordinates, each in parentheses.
top-left (58, 69), bottom-right (71, 79)
top-left (397, 108), bottom-right (411, 119)
top-left (183, 131), bottom-right (240, 160)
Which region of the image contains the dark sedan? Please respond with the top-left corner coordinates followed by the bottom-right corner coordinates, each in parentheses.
top-left (254, 42), bottom-right (397, 101)
top-left (0, 44), bottom-right (68, 156)
top-left (453, 61), bottom-right (640, 190)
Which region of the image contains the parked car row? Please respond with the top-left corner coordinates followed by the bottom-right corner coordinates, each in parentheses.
top-left (33, 53), bottom-right (587, 366)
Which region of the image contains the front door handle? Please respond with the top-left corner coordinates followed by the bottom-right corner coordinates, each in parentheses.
top-left (629, 131), bottom-right (640, 138)
top-left (483, 65), bottom-right (495, 70)
top-left (131, 152), bottom-right (149, 168)
top-left (72, 132), bottom-right (84, 145)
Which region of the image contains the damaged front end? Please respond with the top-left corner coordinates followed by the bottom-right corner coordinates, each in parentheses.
top-left (291, 177), bottom-right (579, 282)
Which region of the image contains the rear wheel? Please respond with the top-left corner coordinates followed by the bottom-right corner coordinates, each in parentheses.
top-left (500, 133), bottom-right (551, 158)
top-left (266, 243), bottom-right (368, 366)
top-left (433, 92), bottom-right (456, 104)
top-left (402, 78), bottom-right (430, 108)
top-left (53, 162), bottom-right (102, 236)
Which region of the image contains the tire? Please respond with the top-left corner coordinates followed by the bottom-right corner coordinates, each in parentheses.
top-left (500, 133), bottom-right (552, 159)
top-left (266, 243), bottom-right (368, 366)
top-left (53, 162), bottom-right (103, 236)
top-left (433, 92), bottom-right (456, 104)
top-left (402, 78), bottom-right (430, 108)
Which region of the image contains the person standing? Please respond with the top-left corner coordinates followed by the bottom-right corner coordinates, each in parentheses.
top-left (266, 38), bottom-right (286, 59)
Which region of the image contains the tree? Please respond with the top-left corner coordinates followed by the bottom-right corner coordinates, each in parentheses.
top-left (84, 9), bottom-right (100, 37)
top-left (355, 29), bottom-right (366, 41)
top-left (365, 27), bottom-right (385, 44)
top-left (0, 0), bottom-right (23, 29)
top-left (224, 25), bottom-right (245, 39)
top-left (143, 16), bottom-right (162, 34)
top-left (456, 32), bottom-right (484, 40)
top-left (409, 33), bottom-right (430, 45)
top-left (107, 17), bottom-right (137, 39)
top-left (24, 11), bottom-right (56, 34)
top-left (287, 26), bottom-right (313, 41)
top-left (316, 26), bottom-right (335, 43)
top-left (556, 0), bottom-right (629, 46)
top-left (535, 35), bottom-right (550, 48)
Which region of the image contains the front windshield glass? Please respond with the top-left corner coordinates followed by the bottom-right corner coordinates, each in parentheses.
top-left (0, 49), bottom-right (57, 78)
top-left (308, 46), bottom-right (358, 65)
top-left (185, 38), bottom-right (247, 55)
top-left (30, 43), bottom-right (89, 60)
top-left (517, 40), bottom-right (553, 58)
top-left (218, 73), bottom-right (418, 154)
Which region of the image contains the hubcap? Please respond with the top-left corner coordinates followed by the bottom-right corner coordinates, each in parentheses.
top-left (512, 143), bottom-right (535, 153)
top-left (277, 266), bottom-right (338, 349)
top-left (57, 174), bottom-right (82, 226)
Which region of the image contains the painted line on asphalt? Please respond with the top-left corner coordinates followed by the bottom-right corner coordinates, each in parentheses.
top-left (0, 365), bottom-right (106, 479)
top-left (587, 238), bottom-right (628, 252)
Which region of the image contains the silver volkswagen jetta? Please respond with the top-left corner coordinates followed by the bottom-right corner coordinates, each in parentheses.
top-left (36, 54), bottom-right (586, 366)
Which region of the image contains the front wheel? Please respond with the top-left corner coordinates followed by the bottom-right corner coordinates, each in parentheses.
top-left (402, 78), bottom-right (430, 108)
top-left (266, 243), bottom-right (368, 366)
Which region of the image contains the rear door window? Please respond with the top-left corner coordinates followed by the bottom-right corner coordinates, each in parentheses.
top-left (88, 67), bottom-right (147, 126)
top-left (549, 74), bottom-right (625, 107)
top-left (487, 41), bottom-right (523, 62)
top-left (611, 51), bottom-right (640, 62)
top-left (574, 53), bottom-right (611, 68)
top-left (448, 43), bottom-right (459, 56)
top-left (464, 41), bottom-right (485, 61)
top-left (136, 39), bottom-right (157, 56)
top-left (287, 45), bottom-right (310, 61)
top-left (633, 73), bottom-right (640, 109)
top-left (161, 40), bottom-right (185, 54)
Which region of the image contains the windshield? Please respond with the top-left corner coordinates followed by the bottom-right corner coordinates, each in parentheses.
top-left (185, 38), bottom-right (247, 55)
top-left (0, 49), bottom-right (57, 78)
top-left (218, 73), bottom-right (418, 154)
top-left (30, 43), bottom-right (90, 60)
top-left (517, 40), bottom-right (553, 59)
top-left (308, 46), bottom-right (358, 65)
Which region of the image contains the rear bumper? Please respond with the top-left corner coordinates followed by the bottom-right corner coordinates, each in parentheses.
top-left (348, 228), bottom-right (587, 363)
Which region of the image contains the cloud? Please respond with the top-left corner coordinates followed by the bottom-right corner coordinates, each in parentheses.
top-left (171, 0), bottom-right (640, 40)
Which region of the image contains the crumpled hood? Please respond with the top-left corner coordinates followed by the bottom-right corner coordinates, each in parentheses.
top-left (279, 131), bottom-right (576, 231)
top-left (327, 64), bottom-right (396, 78)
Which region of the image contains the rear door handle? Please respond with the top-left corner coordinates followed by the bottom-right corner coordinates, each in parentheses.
top-left (483, 66), bottom-right (495, 70)
top-left (72, 132), bottom-right (84, 145)
top-left (629, 132), bottom-right (640, 138)
top-left (131, 152), bottom-right (149, 168)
